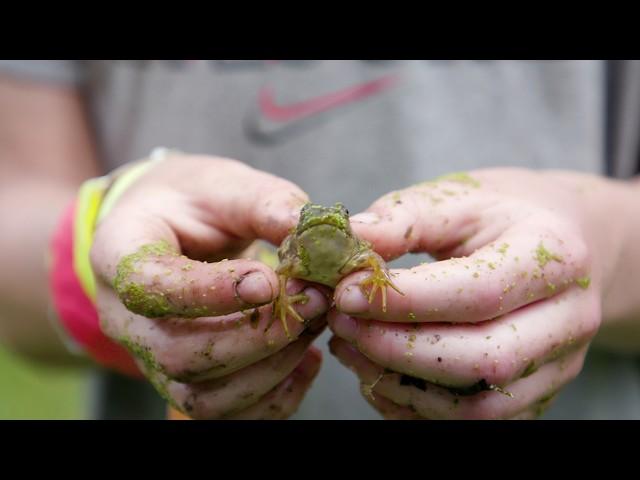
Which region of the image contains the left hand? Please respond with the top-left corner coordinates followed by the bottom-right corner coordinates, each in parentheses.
top-left (328, 168), bottom-right (625, 419)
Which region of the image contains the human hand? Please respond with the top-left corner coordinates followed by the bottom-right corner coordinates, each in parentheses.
top-left (330, 168), bottom-right (619, 419)
top-left (91, 152), bottom-right (329, 419)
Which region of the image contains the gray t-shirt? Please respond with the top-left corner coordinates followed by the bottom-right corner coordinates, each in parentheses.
top-left (2, 59), bottom-right (639, 419)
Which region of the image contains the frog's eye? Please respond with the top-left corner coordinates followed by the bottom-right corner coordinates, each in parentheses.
top-left (345, 208), bottom-right (349, 215)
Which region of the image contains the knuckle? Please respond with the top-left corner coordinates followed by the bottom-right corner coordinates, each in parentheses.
top-left (153, 337), bottom-right (231, 383)
top-left (163, 383), bottom-right (212, 419)
top-left (153, 342), bottom-right (200, 380)
top-left (181, 389), bottom-right (248, 420)
top-left (470, 282), bottom-right (504, 319)
top-left (182, 398), bottom-right (213, 420)
top-left (459, 346), bottom-right (517, 386)
top-left (580, 298), bottom-right (602, 339)
top-left (565, 353), bottom-right (586, 382)
top-left (569, 235), bottom-right (590, 272)
top-left (171, 390), bottom-right (209, 420)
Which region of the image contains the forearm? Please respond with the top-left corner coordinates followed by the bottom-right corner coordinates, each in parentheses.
top-left (0, 75), bottom-right (101, 364)
top-left (0, 172), bottom-right (85, 363)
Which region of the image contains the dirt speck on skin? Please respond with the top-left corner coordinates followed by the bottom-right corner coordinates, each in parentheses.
top-left (404, 225), bottom-right (414, 239)
top-left (400, 374), bottom-right (427, 391)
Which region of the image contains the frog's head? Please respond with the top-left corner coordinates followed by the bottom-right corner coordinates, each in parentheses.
top-left (282, 202), bottom-right (359, 287)
top-left (296, 203), bottom-right (351, 235)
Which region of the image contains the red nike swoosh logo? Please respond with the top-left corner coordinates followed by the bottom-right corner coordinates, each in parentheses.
top-left (258, 74), bottom-right (400, 123)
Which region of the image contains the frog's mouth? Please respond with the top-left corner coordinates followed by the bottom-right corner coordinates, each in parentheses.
top-left (297, 203), bottom-right (350, 234)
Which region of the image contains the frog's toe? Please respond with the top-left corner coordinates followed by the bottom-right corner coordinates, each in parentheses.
top-left (270, 286), bottom-right (309, 341)
top-left (287, 305), bottom-right (305, 324)
top-left (359, 268), bottom-right (403, 313)
top-left (361, 373), bottom-right (384, 400)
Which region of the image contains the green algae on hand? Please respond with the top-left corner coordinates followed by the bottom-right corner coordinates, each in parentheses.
top-left (391, 191), bottom-right (403, 204)
top-left (114, 242), bottom-right (223, 318)
top-left (416, 171), bottom-right (481, 189)
top-left (434, 172), bottom-right (481, 188)
top-left (146, 369), bottom-right (181, 411)
top-left (521, 361), bottom-right (538, 378)
top-left (497, 243), bottom-right (510, 255)
top-left (534, 242), bottom-right (563, 268)
top-left (113, 240), bottom-right (179, 318)
top-left (118, 336), bottom-right (162, 373)
top-left (576, 276), bottom-right (591, 289)
top-left (118, 281), bottom-right (177, 318)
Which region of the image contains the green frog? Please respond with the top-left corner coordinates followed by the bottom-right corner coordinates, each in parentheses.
top-left (271, 202), bottom-right (403, 340)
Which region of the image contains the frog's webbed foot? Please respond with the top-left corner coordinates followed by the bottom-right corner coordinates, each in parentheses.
top-left (358, 255), bottom-right (404, 313)
top-left (269, 275), bottom-right (309, 341)
top-left (361, 373), bottom-right (384, 401)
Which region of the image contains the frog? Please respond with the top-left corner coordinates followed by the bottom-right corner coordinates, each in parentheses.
top-left (270, 202), bottom-right (403, 340)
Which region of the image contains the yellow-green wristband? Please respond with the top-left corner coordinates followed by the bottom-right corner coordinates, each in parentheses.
top-left (97, 147), bottom-right (170, 222)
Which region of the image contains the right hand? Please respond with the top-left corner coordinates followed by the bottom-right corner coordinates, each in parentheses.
top-left (90, 152), bottom-right (330, 419)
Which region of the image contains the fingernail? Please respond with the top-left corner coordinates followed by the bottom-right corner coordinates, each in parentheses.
top-left (298, 286), bottom-right (330, 316)
top-left (329, 312), bottom-right (359, 343)
top-left (350, 212), bottom-right (381, 225)
top-left (336, 285), bottom-right (370, 314)
top-left (236, 271), bottom-right (274, 305)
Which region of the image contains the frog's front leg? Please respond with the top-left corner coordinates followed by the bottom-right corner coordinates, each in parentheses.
top-left (270, 274), bottom-right (309, 341)
top-left (354, 252), bottom-right (404, 313)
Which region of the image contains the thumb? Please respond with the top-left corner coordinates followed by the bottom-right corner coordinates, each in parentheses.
top-left (350, 175), bottom-right (495, 261)
top-left (89, 154), bottom-right (312, 317)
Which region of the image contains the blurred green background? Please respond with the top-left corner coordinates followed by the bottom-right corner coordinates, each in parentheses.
top-left (0, 343), bottom-right (90, 419)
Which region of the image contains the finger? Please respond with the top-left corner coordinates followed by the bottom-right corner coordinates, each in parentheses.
top-left (142, 330), bottom-right (321, 420)
top-left (97, 280), bottom-right (328, 382)
top-left (362, 391), bottom-right (425, 420)
top-left (349, 175), bottom-right (497, 261)
top-left (92, 220), bottom-right (281, 319)
top-left (91, 156), bottom-right (311, 317)
top-left (112, 250), bottom-right (283, 319)
top-left (95, 154), bottom-right (308, 267)
top-left (226, 347), bottom-right (322, 420)
top-left (507, 410), bottom-right (538, 420)
top-left (330, 335), bottom-right (587, 420)
top-left (329, 287), bottom-right (600, 387)
top-left (336, 226), bottom-right (589, 323)
top-left (149, 154), bottom-right (310, 247)
top-left (508, 393), bottom-right (557, 420)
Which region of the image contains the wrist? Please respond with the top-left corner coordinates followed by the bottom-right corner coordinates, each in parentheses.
top-left (578, 176), bottom-right (640, 353)
top-left (595, 179), bottom-right (640, 321)
top-left (47, 148), bottom-right (171, 376)
top-left (541, 171), bottom-right (640, 347)
top-left (49, 198), bottom-right (142, 375)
